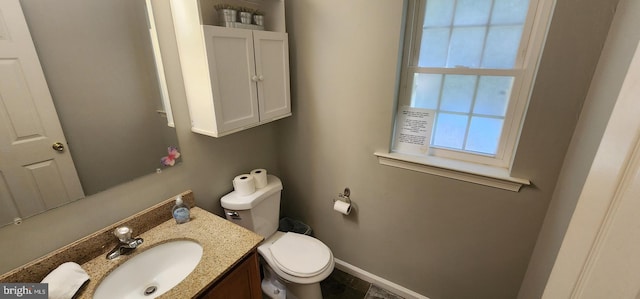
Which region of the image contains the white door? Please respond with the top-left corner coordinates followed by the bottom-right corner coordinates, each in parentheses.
top-left (542, 41), bottom-right (640, 298)
top-left (253, 31), bottom-right (291, 122)
top-left (0, 0), bottom-right (84, 225)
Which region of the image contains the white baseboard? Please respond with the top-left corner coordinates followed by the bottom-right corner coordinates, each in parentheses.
top-left (333, 258), bottom-right (430, 299)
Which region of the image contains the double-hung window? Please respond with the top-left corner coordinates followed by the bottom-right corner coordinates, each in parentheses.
top-left (379, 0), bottom-right (554, 190)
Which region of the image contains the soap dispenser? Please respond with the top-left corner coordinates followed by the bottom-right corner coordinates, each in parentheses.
top-left (172, 195), bottom-right (190, 224)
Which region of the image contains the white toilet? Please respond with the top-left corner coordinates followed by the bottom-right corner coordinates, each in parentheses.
top-left (221, 175), bottom-right (334, 299)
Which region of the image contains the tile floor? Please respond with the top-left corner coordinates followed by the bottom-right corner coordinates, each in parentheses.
top-left (261, 268), bottom-right (405, 299)
top-left (319, 269), bottom-right (405, 299)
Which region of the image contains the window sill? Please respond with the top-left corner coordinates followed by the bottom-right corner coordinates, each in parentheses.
top-left (374, 152), bottom-right (530, 192)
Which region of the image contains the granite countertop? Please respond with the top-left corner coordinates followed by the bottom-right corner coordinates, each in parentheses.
top-left (78, 207), bottom-right (263, 298)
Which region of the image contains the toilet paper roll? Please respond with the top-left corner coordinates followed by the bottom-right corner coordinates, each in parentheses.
top-left (333, 200), bottom-right (351, 215)
top-left (250, 168), bottom-right (268, 189)
top-left (233, 174), bottom-right (255, 196)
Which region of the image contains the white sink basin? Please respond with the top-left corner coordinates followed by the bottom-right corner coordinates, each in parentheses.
top-left (93, 240), bottom-right (203, 299)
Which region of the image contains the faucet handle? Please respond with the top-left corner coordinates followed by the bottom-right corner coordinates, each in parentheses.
top-left (114, 226), bottom-right (132, 242)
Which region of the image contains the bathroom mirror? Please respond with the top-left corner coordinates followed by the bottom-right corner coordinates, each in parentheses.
top-left (0, 0), bottom-right (179, 227)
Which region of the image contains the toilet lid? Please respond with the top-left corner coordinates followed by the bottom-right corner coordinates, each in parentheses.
top-left (269, 232), bottom-right (332, 278)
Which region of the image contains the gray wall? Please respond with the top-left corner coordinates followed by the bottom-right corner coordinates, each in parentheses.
top-left (518, 0), bottom-right (640, 297)
top-left (277, 1), bottom-right (616, 298)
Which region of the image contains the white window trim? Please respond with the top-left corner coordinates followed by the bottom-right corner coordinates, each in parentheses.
top-left (377, 0), bottom-right (556, 191)
top-left (375, 151), bottom-right (530, 191)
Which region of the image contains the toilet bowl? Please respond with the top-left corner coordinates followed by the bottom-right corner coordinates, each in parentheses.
top-left (258, 231), bottom-right (334, 299)
top-left (221, 175), bottom-right (334, 299)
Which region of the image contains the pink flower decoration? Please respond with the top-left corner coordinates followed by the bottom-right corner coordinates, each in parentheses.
top-left (160, 146), bottom-right (181, 166)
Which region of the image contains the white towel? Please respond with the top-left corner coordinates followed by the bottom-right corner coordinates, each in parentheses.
top-left (41, 262), bottom-right (90, 299)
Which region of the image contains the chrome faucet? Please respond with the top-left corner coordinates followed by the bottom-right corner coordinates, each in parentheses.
top-left (106, 226), bottom-right (144, 260)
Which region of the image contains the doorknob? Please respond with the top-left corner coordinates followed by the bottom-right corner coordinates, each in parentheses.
top-left (52, 142), bottom-right (65, 152)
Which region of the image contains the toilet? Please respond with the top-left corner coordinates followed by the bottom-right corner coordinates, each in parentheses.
top-left (221, 175), bottom-right (334, 299)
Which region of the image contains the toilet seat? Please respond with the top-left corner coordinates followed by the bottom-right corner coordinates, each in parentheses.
top-left (258, 231), bottom-right (334, 285)
top-left (269, 232), bottom-right (332, 278)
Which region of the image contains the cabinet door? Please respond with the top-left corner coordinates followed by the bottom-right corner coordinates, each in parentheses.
top-left (253, 31), bottom-right (291, 122)
top-left (203, 27), bottom-right (260, 134)
top-left (200, 251), bottom-right (262, 299)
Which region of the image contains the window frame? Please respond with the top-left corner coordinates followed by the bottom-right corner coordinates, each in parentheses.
top-left (380, 0), bottom-right (556, 190)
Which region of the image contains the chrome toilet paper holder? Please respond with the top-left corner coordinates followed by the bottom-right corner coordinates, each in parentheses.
top-left (334, 187), bottom-right (351, 204)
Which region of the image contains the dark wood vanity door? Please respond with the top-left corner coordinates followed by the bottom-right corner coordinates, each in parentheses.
top-left (199, 250), bottom-right (262, 299)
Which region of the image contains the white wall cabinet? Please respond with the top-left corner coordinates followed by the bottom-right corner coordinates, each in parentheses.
top-left (202, 27), bottom-right (290, 135)
top-left (170, 0), bottom-right (290, 137)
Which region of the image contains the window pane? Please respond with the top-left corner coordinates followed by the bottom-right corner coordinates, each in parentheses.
top-left (465, 117), bottom-right (503, 154)
top-left (418, 28), bottom-right (450, 67)
top-left (433, 113), bottom-right (468, 150)
top-left (453, 0), bottom-right (492, 26)
top-left (481, 25), bottom-right (523, 68)
top-left (420, 0), bottom-right (529, 70)
top-left (491, 0), bottom-right (530, 25)
top-left (424, 0), bottom-right (454, 27)
top-left (473, 76), bottom-right (513, 116)
top-left (395, 0), bottom-right (549, 165)
top-left (411, 74), bottom-right (442, 109)
top-left (448, 27), bottom-right (486, 68)
top-left (440, 75), bottom-right (476, 113)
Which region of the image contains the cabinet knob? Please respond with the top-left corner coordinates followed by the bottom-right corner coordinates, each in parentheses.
top-left (258, 75), bottom-right (264, 81)
top-left (251, 76), bottom-right (258, 82)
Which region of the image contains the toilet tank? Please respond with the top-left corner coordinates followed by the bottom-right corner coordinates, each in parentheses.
top-left (221, 175), bottom-right (282, 238)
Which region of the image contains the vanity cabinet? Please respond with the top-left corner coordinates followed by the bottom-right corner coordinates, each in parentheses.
top-left (199, 250), bottom-right (262, 299)
top-left (170, 0), bottom-right (291, 137)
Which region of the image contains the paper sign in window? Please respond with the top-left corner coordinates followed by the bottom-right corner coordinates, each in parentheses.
top-left (393, 107), bottom-right (435, 155)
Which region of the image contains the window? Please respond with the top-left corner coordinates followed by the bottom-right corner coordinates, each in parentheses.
top-left (378, 0), bottom-right (554, 190)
